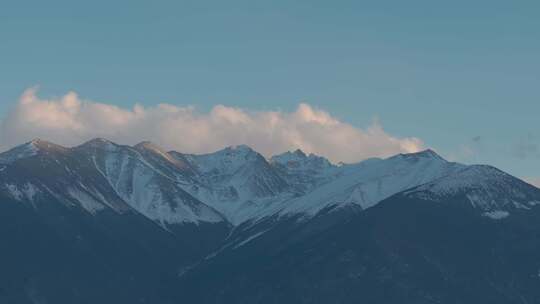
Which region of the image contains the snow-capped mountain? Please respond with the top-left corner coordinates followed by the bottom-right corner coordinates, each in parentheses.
top-left (168, 146), bottom-right (469, 224)
top-left (270, 149), bottom-right (340, 194)
top-left (3, 138), bottom-right (540, 304)
top-left (0, 139), bottom-right (41, 165)
top-left (0, 139), bottom-right (131, 214)
top-left (174, 152), bottom-right (540, 304)
top-left (170, 145), bottom-right (291, 224)
top-left (403, 164), bottom-right (540, 219)
top-left (2, 139), bottom-right (539, 227)
top-left (75, 139), bottom-right (225, 226)
top-left (273, 149), bottom-right (466, 218)
top-left (0, 139), bottom-right (226, 226)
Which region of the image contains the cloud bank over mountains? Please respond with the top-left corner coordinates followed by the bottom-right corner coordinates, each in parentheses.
top-left (0, 88), bottom-right (424, 163)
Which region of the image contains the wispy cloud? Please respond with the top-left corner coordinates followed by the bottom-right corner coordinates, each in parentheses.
top-left (0, 88), bottom-right (424, 163)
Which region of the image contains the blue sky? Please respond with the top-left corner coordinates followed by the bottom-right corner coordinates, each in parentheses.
top-left (0, 1), bottom-right (539, 182)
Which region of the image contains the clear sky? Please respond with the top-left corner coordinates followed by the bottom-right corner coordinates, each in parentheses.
top-left (0, 1), bottom-right (539, 183)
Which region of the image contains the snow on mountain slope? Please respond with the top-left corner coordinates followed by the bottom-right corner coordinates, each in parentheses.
top-left (270, 149), bottom-right (340, 194)
top-left (181, 145), bottom-right (288, 199)
top-left (76, 139), bottom-right (225, 226)
top-left (274, 149), bottom-right (466, 218)
top-left (0, 140), bottom-right (131, 215)
top-left (0, 141), bottom-right (39, 165)
top-left (134, 141), bottom-right (199, 179)
top-left (3, 139), bottom-right (538, 227)
top-left (403, 164), bottom-right (540, 219)
top-left (0, 139), bottom-right (70, 165)
top-left (170, 145), bottom-right (291, 224)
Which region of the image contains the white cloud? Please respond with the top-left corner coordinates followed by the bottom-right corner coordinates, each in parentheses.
top-left (0, 88), bottom-right (424, 163)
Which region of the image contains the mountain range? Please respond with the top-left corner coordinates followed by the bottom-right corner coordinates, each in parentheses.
top-left (1, 138), bottom-right (540, 304)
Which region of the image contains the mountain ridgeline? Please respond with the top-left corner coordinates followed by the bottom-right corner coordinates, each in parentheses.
top-left (1, 139), bottom-right (540, 304)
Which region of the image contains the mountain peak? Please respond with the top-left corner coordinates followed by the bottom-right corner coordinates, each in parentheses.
top-left (75, 138), bottom-right (122, 154)
top-left (210, 145), bottom-right (263, 161)
top-left (224, 144), bottom-right (255, 154)
top-left (29, 138), bottom-right (44, 145)
top-left (270, 149), bottom-right (333, 172)
top-left (134, 141), bottom-right (183, 165)
top-left (28, 138), bottom-right (57, 149)
top-left (393, 149), bottom-right (445, 162)
top-left (80, 138), bottom-right (116, 148)
top-left (0, 139), bottom-right (68, 164)
top-left (293, 149), bottom-right (307, 158)
top-left (404, 164), bottom-right (540, 217)
top-left (418, 148), bottom-right (442, 157)
top-left (25, 138), bottom-right (69, 153)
